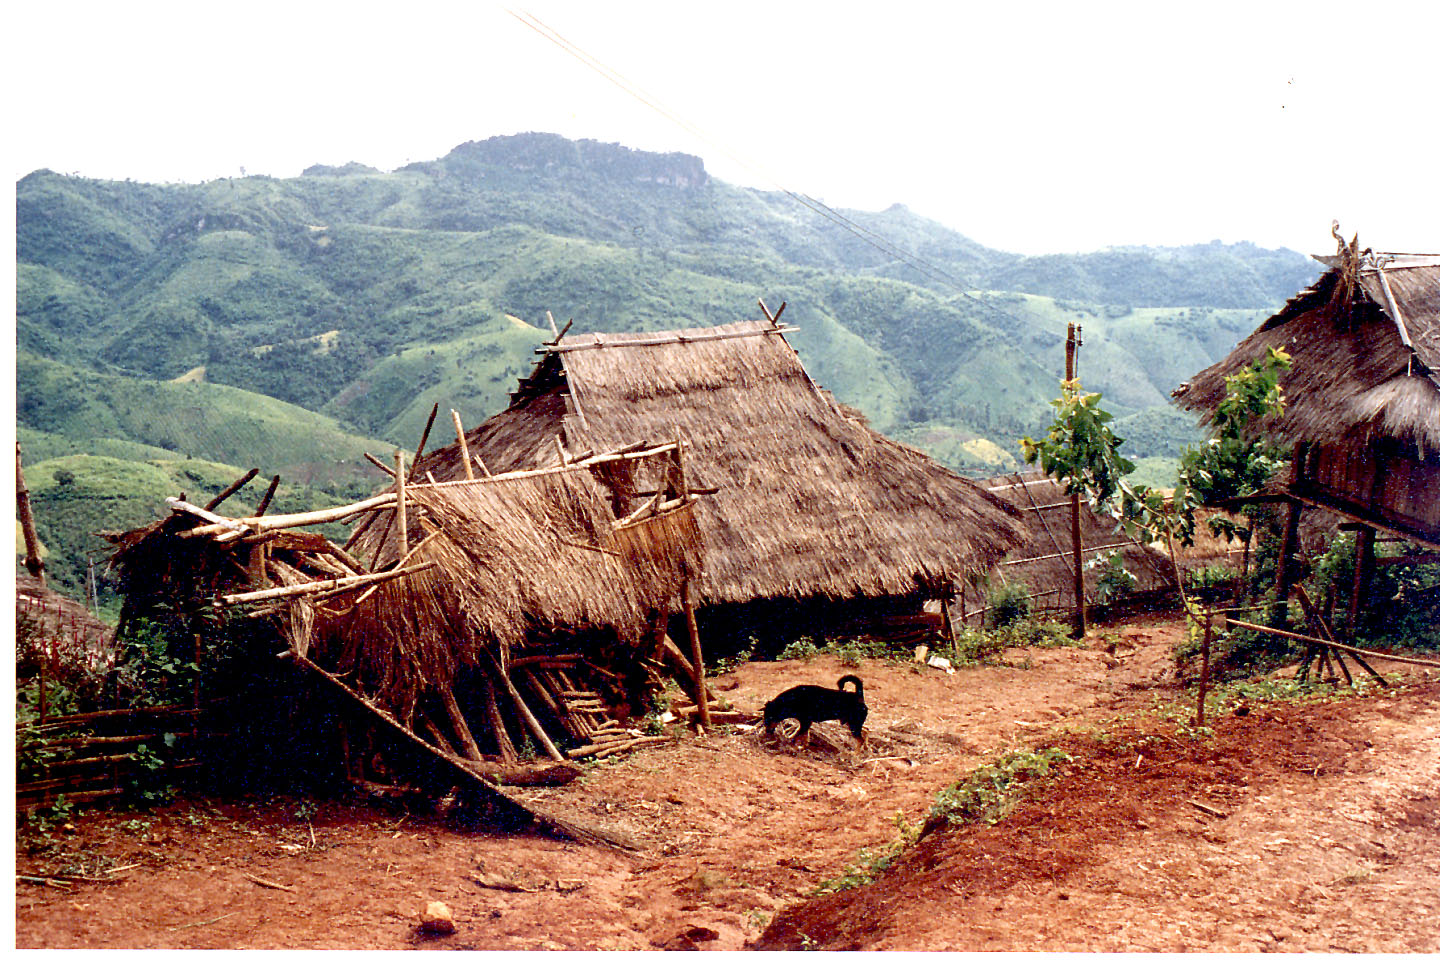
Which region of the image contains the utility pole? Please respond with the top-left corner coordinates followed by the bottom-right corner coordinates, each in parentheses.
top-left (1065, 324), bottom-right (1087, 639)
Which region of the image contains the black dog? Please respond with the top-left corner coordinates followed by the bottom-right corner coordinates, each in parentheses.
top-left (763, 675), bottom-right (868, 747)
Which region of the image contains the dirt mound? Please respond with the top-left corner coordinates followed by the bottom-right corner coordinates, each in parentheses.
top-left (757, 679), bottom-right (1440, 952)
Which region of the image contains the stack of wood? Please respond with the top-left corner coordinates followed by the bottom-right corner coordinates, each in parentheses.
top-left (16, 703), bottom-right (213, 815)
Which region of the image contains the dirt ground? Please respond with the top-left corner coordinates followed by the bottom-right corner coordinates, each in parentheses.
top-left (14, 612), bottom-right (1440, 951)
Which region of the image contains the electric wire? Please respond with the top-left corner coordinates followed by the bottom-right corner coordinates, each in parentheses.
top-left (506, 9), bottom-right (1028, 326)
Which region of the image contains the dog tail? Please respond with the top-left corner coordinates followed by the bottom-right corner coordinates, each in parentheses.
top-left (837, 674), bottom-right (864, 697)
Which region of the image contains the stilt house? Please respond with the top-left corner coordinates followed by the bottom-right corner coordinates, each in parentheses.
top-left (1173, 246), bottom-right (1440, 627)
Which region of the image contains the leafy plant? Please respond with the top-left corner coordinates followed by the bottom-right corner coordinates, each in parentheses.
top-left (777, 638), bottom-right (821, 661)
top-left (923, 747), bottom-right (1072, 834)
top-left (986, 582), bottom-right (1032, 628)
top-left (1087, 550), bottom-right (1138, 608)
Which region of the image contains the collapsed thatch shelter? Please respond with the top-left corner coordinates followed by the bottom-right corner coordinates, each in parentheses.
top-left (417, 310), bottom-right (1029, 645)
top-left (105, 443), bottom-right (712, 842)
top-left (1173, 245), bottom-right (1440, 627)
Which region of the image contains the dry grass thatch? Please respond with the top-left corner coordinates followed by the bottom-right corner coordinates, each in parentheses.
top-left (1174, 254), bottom-right (1440, 457)
top-left (335, 459), bottom-right (700, 712)
top-left (978, 471), bottom-right (1184, 614)
top-left (418, 318), bottom-right (1030, 604)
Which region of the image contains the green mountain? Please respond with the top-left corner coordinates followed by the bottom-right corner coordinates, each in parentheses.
top-left (15, 132), bottom-right (1321, 604)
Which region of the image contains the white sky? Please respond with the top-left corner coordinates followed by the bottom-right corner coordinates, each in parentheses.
top-left (6, 1), bottom-right (1439, 256)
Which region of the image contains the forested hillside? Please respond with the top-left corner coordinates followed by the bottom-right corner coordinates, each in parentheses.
top-left (15, 132), bottom-right (1321, 603)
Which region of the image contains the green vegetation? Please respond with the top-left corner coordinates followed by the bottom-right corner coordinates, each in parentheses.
top-left (923, 747), bottom-right (1072, 834)
top-left (16, 134), bottom-right (1318, 603)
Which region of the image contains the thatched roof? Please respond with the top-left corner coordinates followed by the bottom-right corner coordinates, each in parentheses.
top-left (1173, 252), bottom-right (1440, 458)
top-left (108, 447), bottom-right (702, 718)
top-left (336, 456), bottom-right (699, 710)
top-left (979, 471), bottom-right (1181, 613)
top-left (419, 318), bottom-right (1029, 605)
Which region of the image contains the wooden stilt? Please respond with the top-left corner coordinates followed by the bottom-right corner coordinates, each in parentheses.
top-left (479, 671), bottom-right (518, 765)
top-left (1273, 443), bottom-right (1310, 628)
top-left (1346, 525), bottom-right (1376, 637)
top-left (486, 654), bottom-right (565, 762)
top-left (439, 687), bottom-right (483, 761)
top-left (680, 579), bottom-right (711, 730)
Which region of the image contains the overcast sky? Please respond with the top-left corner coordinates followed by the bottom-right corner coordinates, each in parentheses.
top-left (7, 1), bottom-right (1438, 256)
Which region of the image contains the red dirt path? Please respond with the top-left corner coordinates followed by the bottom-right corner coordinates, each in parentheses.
top-left (14, 613), bottom-right (1440, 950)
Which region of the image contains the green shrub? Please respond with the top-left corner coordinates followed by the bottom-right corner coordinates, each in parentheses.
top-left (923, 747), bottom-right (1071, 834)
top-left (987, 582), bottom-right (1032, 628)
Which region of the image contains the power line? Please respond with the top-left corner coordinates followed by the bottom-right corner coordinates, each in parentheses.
top-left (506, 9), bottom-right (1030, 328)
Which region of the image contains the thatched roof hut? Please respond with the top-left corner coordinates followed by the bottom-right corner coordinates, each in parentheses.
top-left (974, 471), bottom-right (1182, 618)
top-left (105, 445), bottom-right (710, 821)
top-left (419, 315), bottom-right (1029, 619)
top-left (1173, 249), bottom-right (1440, 549)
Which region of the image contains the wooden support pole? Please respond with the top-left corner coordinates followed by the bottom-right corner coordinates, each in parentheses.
top-left (1345, 525), bottom-right (1377, 637)
top-left (479, 670), bottom-right (517, 765)
top-left (451, 410), bottom-right (475, 481)
top-left (1272, 442), bottom-right (1309, 628)
top-left (439, 687), bottom-right (483, 761)
top-left (254, 475), bottom-right (281, 517)
top-left (393, 450), bottom-right (407, 564)
top-left (204, 468), bottom-right (259, 511)
top-left (680, 579), bottom-right (711, 730)
top-left (1065, 323), bottom-right (1087, 639)
top-left (487, 655), bottom-right (565, 762)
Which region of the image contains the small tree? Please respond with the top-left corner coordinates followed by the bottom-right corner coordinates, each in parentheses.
top-left (1020, 348), bottom-right (1292, 631)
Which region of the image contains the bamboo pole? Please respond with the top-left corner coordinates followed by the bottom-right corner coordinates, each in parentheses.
top-left (166, 498), bottom-right (246, 532)
top-left (393, 450), bottom-right (407, 565)
top-left (16, 443), bottom-right (46, 585)
top-left (439, 688), bottom-right (483, 761)
top-left (204, 468), bottom-right (259, 511)
top-left (215, 562), bottom-right (436, 607)
top-left (451, 410), bottom-right (475, 481)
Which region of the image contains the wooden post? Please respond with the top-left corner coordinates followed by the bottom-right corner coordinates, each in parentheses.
top-left (479, 671), bottom-right (518, 765)
top-left (451, 410), bottom-right (475, 481)
top-left (204, 467), bottom-right (259, 511)
top-left (1273, 442), bottom-right (1309, 628)
top-left (1196, 611), bottom-right (1211, 727)
top-left (1345, 525), bottom-right (1376, 637)
top-left (1065, 324), bottom-right (1087, 639)
top-left (255, 475), bottom-right (281, 517)
top-left (16, 443), bottom-right (45, 585)
top-left (393, 450), bottom-right (407, 564)
top-left (680, 580), bottom-right (711, 730)
top-left (487, 655), bottom-right (565, 762)
top-left (439, 687), bottom-right (483, 761)
top-left (408, 403), bottom-right (440, 480)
